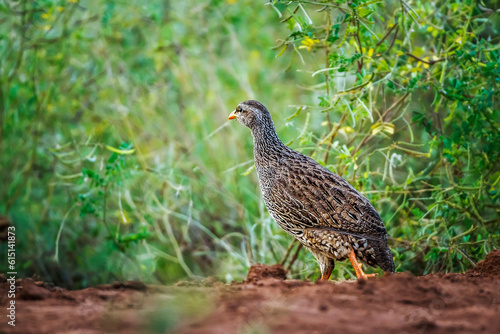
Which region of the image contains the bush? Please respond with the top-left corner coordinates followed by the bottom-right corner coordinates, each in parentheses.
top-left (270, 0), bottom-right (500, 274)
top-left (0, 0), bottom-right (498, 286)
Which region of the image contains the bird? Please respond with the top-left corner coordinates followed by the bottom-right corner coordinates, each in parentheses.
top-left (228, 100), bottom-right (395, 280)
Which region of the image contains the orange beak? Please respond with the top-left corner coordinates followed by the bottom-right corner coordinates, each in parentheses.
top-left (228, 110), bottom-right (237, 120)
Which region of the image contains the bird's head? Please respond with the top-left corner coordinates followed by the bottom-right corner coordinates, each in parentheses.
top-left (228, 100), bottom-right (271, 130)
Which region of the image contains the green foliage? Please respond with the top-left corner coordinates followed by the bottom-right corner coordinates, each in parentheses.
top-left (272, 0), bottom-right (500, 275)
top-left (0, 0), bottom-right (315, 287)
top-left (0, 0), bottom-right (498, 287)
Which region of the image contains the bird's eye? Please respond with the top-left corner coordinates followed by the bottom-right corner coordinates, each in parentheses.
top-left (238, 107), bottom-right (243, 112)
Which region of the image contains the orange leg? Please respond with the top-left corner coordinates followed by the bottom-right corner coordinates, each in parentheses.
top-left (320, 266), bottom-right (334, 281)
top-left (348, 249), bottom-right (378, 280)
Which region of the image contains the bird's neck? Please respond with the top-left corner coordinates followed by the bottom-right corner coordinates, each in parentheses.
top-left (251, 121), bottom-right (286, 165)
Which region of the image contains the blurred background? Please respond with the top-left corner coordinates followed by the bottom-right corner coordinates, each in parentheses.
top-left (0, 0), bottom-right (499, 288)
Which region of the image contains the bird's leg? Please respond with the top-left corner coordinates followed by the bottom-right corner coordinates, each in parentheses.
top-left (320, 265), bottom-right (334, 281)
top-left (316, 256), bottom-right (335, 281)
top-left (348, 249), bottom-right (378, 280)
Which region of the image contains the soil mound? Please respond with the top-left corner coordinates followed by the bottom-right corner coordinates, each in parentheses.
top-left (468, 249), bottom-right (500, 277)
top-left (246, 263), bottom-right (287, 282)
top-left (4, 262), bottom-right (500, 334)
top-left (18, 279), bottom-right (52, 300)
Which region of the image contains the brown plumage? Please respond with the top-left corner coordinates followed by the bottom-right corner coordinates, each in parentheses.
top-left (228, 100), bottom-right (395, 280)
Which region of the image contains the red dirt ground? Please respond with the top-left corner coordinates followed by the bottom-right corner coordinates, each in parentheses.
top-left (2, 250), bottom-right (500, 334)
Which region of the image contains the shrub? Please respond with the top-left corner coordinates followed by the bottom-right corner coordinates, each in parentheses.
top-left (270, 0), bottom-right (500, 274)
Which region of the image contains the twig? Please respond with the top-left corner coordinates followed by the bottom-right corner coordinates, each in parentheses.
top-left (456, 248), bottom-right (476, 267)
top-left (7, 1), bottom-right (27, 83)
top-left (280, 239), bottom-right (298, 265)
top-left (349, 93), bottom-right (409, 157)
top-left (102, 185), bottom-right (125, 253)
top-left (375, 23), bottom-right (398, 50)
top-left (282, 0), bottom-right (343, 11)
top-left (407, 53), bottom-right (446, 65)
top-left (450, 225), bottom-right (477, 242)
top-left (354, 20), bottom-right (364, 72)
top-left (322, 11), bottom-right (335, 165)
top-left (381, 92), bottom-right (410, 121)
top-left (385, 25), bottom-right (399, 54)
top-left (323, 113), bottom-right (347, 164)
top-left (484, 218), bottom-right (500, 225)
top-left (286, 243), bottom-right (303, 272)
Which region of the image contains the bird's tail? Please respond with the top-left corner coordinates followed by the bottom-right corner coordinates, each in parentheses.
top-left (372, 236), bottom-right (395, 272)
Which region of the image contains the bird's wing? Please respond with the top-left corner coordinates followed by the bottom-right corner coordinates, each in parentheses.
top-left (269, 152), bottom-right (388, 241)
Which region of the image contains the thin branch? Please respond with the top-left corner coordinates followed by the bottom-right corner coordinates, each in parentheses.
top-left (354, 20), bottom-right (364, 72)
top-left (286, 243), bottom-right (303, 273)
top-left (281, 239), bottom-right (298, 266)
top-left (407, 53), bottom-right (446, 65)
top-left (323, 113), bottom-right (347, 164)
top-left (375, 23), bottom-right (398, 50)
top-left (384, 25), bottom-right (399, 55)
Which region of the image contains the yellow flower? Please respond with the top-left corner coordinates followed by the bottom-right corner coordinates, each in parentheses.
top-left (299, 36), bottom-right (320, 51)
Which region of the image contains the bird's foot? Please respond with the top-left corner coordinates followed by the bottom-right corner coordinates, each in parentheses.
top-left (359, 272), bottom-right (378, 280)
top-left (348, 249), bottom-right (378, 280)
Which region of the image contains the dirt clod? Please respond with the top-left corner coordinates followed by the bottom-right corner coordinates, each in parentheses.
top-left (111, 280), bottom-right (147, 291)
top-left (18, 279), bottom-right (50, 300)
top-left (246, 263), bottom-right (287, 282)
top-left (468, 249), bottom-right (500, 277)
